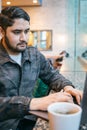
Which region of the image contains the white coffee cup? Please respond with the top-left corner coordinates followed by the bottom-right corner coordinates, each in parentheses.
top-left (48, 102), bottom-right (82, 130)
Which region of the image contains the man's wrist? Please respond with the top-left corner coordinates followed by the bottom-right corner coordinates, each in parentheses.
top-left (63, 86), bottom-right (74, 92)
top-left (29, 98), bottom-right (40, 110)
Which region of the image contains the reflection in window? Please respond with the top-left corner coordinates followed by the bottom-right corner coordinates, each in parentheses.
top-left (28, 30), bottom-right (52, 51)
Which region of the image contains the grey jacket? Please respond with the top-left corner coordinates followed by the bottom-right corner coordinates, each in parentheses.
top-left (0, 43), bottom-right (74, 130)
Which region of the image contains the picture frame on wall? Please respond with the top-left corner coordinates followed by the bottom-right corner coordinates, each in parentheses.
top-left (28, 30), bottom-right (52, 51)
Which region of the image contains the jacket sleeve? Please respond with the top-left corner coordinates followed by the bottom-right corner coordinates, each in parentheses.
top-left (0, 96), bottom-right (30, 121)
top-left (39, 52), bottom-right (74, 91)
top-left (48, 73), bottom-right (75, 91)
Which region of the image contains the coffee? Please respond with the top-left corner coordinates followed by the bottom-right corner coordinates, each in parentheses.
top-left (54, 108), bottom-right (79, 115)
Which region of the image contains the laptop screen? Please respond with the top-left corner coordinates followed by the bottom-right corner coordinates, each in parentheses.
top-left (79, 73), bottom-right (87, 130)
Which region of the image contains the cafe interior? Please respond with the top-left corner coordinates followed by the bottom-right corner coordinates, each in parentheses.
top-left (0, 0), bottom-right (87, 129)
top-left (1, 0), bottom-right (87, 91)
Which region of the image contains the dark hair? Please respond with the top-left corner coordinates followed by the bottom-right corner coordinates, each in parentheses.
top-left (0, 6), bottom-right (30, 30)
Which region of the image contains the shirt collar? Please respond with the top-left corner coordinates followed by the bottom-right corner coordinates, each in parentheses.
top-left (0, 43), bottom-right (32, 65)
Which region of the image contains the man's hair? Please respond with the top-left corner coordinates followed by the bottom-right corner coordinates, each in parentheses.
top-left (0, 6), bottom-right (30, 30)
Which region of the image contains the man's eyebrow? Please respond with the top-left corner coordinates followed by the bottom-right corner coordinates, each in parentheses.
top-left (12, 28), bottom-right (30, 31)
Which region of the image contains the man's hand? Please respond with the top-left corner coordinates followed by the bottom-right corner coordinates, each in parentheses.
top-left (30, 91), bottom-right (73, 111)
top-left (63, 86), bottom-right (83, 105)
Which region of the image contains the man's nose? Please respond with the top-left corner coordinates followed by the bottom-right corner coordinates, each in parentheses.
top-left (20, 33), bottom-right (26, 41)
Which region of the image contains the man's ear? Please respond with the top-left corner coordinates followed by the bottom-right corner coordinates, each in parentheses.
top-left (0, 26), bottom-right (4, 40)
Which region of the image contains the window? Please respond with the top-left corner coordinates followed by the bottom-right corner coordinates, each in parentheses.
top-left (28, 30), bottom-right (52, 51)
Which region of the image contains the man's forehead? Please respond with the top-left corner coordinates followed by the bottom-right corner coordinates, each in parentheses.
top-left (7, 18), bottom-right (30, 30)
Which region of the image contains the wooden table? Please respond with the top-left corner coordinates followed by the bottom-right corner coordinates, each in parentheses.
top-left (29, 111), bottom-right (49, 130)
top-left (29, 110), bottom-right (48, 121)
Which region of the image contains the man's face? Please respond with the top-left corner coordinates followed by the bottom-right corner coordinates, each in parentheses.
top-left (3, 18), bottom-right (30, 54)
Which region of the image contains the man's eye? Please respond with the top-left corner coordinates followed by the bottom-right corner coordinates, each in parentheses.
top-left (25, 30), bottom-right (29, 34)
top-left (13, 31), bottom-right (20, 34)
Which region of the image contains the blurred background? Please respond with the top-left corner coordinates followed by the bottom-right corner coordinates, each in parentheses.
top-left (1, 0), bottom-right (87, 90)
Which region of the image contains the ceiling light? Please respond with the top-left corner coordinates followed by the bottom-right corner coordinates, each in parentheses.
top-left (33, 0), bottom-right (38, 4)
top-left (6, 1), bottom-right (11, 5)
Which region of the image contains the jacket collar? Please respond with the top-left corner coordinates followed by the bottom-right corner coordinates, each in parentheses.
top-left (0, 43), bottom-right (32, 65)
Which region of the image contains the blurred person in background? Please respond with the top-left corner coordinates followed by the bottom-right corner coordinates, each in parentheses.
top-left (33, 51), bottom-right (65, 97)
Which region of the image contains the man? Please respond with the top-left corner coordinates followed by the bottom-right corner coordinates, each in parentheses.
top-left (0, 6), bottom-right (82, 130)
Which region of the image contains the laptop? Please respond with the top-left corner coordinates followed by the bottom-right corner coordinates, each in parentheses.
top-left (79, 72), bottom-right (87, 130)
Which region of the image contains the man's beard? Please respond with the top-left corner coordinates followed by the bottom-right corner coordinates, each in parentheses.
top-left (5, 36), bottom-right (27, 53)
